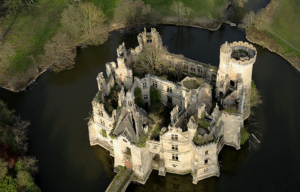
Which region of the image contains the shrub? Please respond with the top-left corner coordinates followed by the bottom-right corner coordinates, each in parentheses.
top-left (0, 158), bottom-right (8, 180)
top-left (0, 176), bottom-right (18, 192)
top-left (150, 86), bottom-right (161, 104)
top-left (101, 130), bottom-right (107, 138)
top-left (240, 127), bottom-right (250, 145)
top-left (134, 87), bottom-right (144, 107)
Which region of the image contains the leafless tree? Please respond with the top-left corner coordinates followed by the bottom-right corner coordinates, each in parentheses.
top-left (61, 2), bottom-right (108, 46)
top-left (254, 9), bottom-right (266, 30)
top-left (19, 156), bottom-right (39, 174)
top-left (242, 11), bottom-right (256, 28)
top-left (114, 0), bottom-right (160, 30)
top-left (250, 85), bottom-right (262, 109)
top-left (13, 116), bottom-right (30, 154)
top-left (41, 33), bottom-right (76, 72)
top-left (137, 45), bottom-right (168, 76)
top-left (171, 1), bottom-right (194, 23)
top-left (233, 0), bottom-right (249, 7)
top-left (0, 100), bottom-right (16, 124)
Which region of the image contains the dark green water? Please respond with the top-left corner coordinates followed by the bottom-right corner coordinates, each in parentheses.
top-left (1, 11), bottom-right (300, 192)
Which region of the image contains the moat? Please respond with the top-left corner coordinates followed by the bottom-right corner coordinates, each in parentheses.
top-left (1, 24), bottom-right (300, 191)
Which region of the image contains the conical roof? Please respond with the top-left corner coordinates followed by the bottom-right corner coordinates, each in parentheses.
top-left (221, 41), bottom-right (232, 53)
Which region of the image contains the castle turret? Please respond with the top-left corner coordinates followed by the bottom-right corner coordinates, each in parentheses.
top-left (188, 116), bottom-right (197, 140)
top-left (96, 72), bottom-right (106, 92)
top-left (216, 41), bottom-right (257, 119)
top-left (118, 87), bottom-right (125, 106)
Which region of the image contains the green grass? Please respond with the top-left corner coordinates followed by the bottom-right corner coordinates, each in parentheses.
top-left (3, 0), bottom-right (68, 75)
top-left (270, 0), bottom-right (300, 50)
top-left (84, 0), bottom-right (119, 19)
top-left (268, 32), bottom-right (300, 61)
top-left (240, 127), bottom-right (250, 145)
top-left (143, 0), bottom-right (228, 19)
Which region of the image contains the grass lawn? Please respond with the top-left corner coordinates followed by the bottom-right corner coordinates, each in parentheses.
top-left (269, 0), bottom-right (300, 50)
top-left (2, 0), bottom-right (68, 76)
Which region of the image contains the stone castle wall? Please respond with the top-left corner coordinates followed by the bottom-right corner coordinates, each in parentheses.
top-left (88, 28), bottom-right (256, 187)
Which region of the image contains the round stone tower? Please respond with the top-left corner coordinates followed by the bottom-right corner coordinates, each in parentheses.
top-left (216, 41), bottom-right (257, 119)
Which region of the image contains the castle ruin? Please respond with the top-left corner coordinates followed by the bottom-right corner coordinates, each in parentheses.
top-left (88, 28), bottom-right (257, 186)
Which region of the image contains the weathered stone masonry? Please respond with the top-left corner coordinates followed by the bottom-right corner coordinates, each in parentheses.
top-left (88, 28), bottom-right (257, 186)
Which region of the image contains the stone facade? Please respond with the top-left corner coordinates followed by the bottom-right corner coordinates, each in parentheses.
top-left (216, 41), bottom-right (257, 119)
top-left (88, 28), bottom-right (256, 185)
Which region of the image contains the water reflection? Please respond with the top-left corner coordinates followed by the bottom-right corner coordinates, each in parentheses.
top-left (127, 170), bottom-right (217, 192)
top-left (0, 22), bottom-right (300, 191)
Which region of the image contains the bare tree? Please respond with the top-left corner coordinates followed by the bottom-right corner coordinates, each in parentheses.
top-left (61, 5), bottom-right (85, 43)
top-left (3, 0), bottom-right (24, 14)
top-left (79, 2), bottom-right (108, 45)
top-left (137, 45), bottom-right (168, 76)
top-left (242, 11), bottom-right (256, 28)
top-left (233, 0), bottom-right (249, 7)
top-left (61, 2), bottom-right (108, 45)
top-left (41, 33), bottom-right (76, 72)
top-left (254, 9), bottom-right (266, 30)
top-left (19, 156), bottom-right (39, 174)
top-left (0, 100), bottom-right (16, 124)
top-left (250, 84), bottom-right (262, 109)
top-left (114, 0), bottom-right (160, 30)
top-left (13, 116), bottom-right (30, 154)
top-left (171, 1), bottom-right (194, 23)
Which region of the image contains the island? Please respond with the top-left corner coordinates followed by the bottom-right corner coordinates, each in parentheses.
top-left (87, 28), bottom-right (257, 191)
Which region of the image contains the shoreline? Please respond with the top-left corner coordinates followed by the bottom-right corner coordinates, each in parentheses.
top-left (2, 21), bottom-right (299, 93)
top-left (0, 22), bottom-right (222, 93)
top-left (245, 35), bottom-right (300, 73)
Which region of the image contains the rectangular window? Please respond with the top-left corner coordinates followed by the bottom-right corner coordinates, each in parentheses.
top-left (204, 168), bottom-right (208, 172)
top-left (172, 134), bottom-right (178, 141)
top-left (184, 65), bottom-right (188, 69)
top-left (167, 86), bottom-right (172, 93)
top-left (143, 82), bottom-right (147, 88)
top-left (205, 150), bottom-right (208, 155)
top-left (198, 69), bottom-right (200, 72)
top-left (152, 81), bottom-right (157, 88)
top-left (144, 95), bottom-right (148, 100)
top-left (172, 145), bottom-right (178, 151)
top-left (172, 154), bottom-right (178, 161)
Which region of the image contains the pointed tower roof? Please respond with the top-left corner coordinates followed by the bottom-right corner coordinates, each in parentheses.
top-left (221, 41), bottom-right (232, 53)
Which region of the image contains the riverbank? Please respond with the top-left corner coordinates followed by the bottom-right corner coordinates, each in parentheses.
top-left (0, 0), bottom-right (229, 92)
top-left (244, 0), bottom-right (300, 72)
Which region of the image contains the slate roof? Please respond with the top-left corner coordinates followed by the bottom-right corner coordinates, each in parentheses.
top-left (113, 105), bottom-right (150, 143)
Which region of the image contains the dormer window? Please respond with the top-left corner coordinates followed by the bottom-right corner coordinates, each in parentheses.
top-left (171, 134), bottom-right (178, 141)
